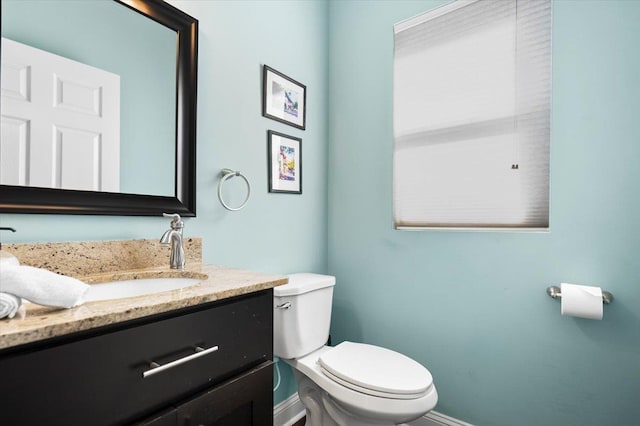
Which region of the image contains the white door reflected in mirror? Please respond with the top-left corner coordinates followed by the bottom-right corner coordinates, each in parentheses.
top-left (1, 37), bottom-right (120, 192)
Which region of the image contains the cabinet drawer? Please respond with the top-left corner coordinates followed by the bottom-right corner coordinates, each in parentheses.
top-left (0, 290), bottom-right (273, 425)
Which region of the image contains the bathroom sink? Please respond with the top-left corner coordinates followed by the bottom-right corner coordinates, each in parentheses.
top-left (84, 277), bottom-right (201, 302)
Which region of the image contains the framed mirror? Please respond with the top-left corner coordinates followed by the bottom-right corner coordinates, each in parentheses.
top-left (0, 0), bottom-right (198, 216)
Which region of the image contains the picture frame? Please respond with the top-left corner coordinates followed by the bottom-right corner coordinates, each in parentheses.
top-left (262, 65), bottom-right (306, 130)
top-left (268, 130), bottom-right (302, 194)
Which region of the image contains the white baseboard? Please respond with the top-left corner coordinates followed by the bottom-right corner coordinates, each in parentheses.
top-left (274, 393), bottom-right (473, 426)
top-left (273, 392), bottom-right (306, 426)
top-left (407, 410), bottom-right (474, 426)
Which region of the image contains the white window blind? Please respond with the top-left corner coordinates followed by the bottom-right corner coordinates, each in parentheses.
top-left (393, 0), bottom-right (551, 229)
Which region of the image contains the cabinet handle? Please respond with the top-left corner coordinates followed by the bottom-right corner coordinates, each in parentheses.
top-left (143, 345), bottom-right (219, 378)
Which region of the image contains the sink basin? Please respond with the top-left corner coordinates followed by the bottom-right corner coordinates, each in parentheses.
top-left (84, 277), bottom-right (201, 302)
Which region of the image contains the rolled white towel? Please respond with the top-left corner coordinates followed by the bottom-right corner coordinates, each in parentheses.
top-left (0, 265), bottom-right (89, 308)
top-left (0, 293), bottom-right (21, 319)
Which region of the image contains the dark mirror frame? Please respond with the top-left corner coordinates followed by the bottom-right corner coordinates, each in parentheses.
top-left (0, 0), bottom-right (198, 216)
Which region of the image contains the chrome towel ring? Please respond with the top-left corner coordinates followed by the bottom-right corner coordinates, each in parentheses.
top-left (218, 168), bottom-right (251, 211)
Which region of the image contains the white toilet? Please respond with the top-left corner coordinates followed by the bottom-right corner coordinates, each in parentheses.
top-left (274, 273), bottom-right (438, 426)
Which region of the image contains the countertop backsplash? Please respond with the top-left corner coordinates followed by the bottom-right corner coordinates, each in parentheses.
top-left (3, 238), bottom-right (202, 277)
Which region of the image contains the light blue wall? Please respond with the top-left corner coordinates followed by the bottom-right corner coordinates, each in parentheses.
top-left (0, 0), bottom-right (329, 406)
top-left (327, 1), bottom-right (640, 425)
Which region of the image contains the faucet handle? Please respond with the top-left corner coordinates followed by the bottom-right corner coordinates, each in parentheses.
top-left (162, 213), bottom-right (184, 229)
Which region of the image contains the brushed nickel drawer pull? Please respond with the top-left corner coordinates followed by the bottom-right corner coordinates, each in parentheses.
top-left (143, 345), bottom-right (219, 378)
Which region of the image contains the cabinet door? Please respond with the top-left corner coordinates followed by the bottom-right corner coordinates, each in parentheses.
top-left (176, 361), bottom-right (273, 426)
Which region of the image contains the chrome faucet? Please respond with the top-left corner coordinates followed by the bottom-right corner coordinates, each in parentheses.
top-left (160, 213), bottom-right (185, 269)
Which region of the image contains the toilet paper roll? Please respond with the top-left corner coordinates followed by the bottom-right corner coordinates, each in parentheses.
top-left (560, 283), bottom-right (603, 320)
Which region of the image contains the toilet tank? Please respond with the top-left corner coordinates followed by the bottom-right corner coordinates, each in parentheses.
top-left (274, 273), bottom-right (335, 359)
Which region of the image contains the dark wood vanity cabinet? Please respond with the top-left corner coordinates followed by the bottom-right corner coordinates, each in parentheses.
top-left (0, 290), bottom-right (274, 426)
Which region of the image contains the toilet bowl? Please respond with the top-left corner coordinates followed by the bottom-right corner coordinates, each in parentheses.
top-left (274, 273), bottom-right (437, 426)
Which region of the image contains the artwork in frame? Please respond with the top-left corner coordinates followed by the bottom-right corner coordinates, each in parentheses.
top-left (268, 130), bottom-right (302, 194)
top-left (262, 65), bottom-right (306, 130)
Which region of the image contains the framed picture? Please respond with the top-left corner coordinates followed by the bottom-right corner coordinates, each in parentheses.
top-left (262, 65), bottom-right (306, 130)
top-left (268, 130), bottom-right (302, 194)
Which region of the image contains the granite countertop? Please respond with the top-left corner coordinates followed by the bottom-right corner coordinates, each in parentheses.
top-left (0, 239), bottom-right (287, 350)
top-left (0, 263), bottom-right (286, 350)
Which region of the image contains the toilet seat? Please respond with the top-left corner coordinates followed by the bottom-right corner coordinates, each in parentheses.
top-left (318, 342), bottom-right (433, 400)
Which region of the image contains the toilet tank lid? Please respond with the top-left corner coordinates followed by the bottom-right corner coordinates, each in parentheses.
top-left (274, 273), bottom-right (336, 296)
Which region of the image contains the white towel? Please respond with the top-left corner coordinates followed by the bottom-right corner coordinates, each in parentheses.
top-left (0, 265), bottom-right (89, 308)
top-left (0, 292), bottom-right (21, 319)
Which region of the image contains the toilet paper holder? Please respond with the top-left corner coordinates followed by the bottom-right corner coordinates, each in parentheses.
top-left (546, 286), bottom-right (613, 304)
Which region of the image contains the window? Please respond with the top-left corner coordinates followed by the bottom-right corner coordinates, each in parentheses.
top-left (393, 0), bottom-right (551, 229)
